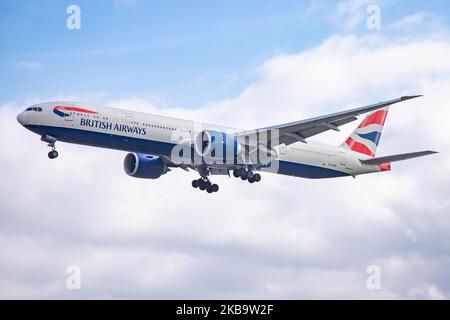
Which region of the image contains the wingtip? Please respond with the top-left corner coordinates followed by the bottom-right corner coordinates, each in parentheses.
top-left (401, 95), bottom-right (423, 100)
top-left (422, 150), bottom-right (439, 156)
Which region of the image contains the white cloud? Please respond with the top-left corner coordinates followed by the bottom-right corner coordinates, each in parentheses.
top-left (387, 12), bottom-right (448, 39)
top-left (389, 13), bottom-right (429, 29)
top-left (2, 16), bottom-right (450, 298)
top-left (17, 61), bottom-right (42, 71)
top-left (409, 285), bottom-right (446, 300)
top-left (306, 0), bottom-right (329, 16)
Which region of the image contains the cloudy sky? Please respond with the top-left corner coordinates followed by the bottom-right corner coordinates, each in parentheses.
top-left (1, 0), bottom-right (450, 299)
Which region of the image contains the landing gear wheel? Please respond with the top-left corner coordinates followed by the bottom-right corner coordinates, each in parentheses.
top-left (194, 170), bottom-right (219, 192)
top-left (48, 150), bottom-right (58, 159)
top-left (199, 179), bottom-right (207, 191)
top-left (253, 173), bottom-right (261, 182)
top-left (233, 169), bottom-right (240, 178)
top-left (240, 172), bottom-right (248, 180)
top-left (248, 177), bottom-right (255, 183)
top-left (247, 171), bottom-right (254, 179)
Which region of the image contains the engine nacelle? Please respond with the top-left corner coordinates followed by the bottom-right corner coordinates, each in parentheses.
top-left (194, 130), bottom-right (242, 162)
top-left (123, 153), bottom-right (169, 179)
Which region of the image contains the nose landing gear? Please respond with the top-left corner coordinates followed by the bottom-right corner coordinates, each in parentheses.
top-left (41, 135), bottom-right (59, 159)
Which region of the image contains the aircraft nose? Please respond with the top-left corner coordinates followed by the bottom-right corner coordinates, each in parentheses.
top-left (17, 111), bottom-right (27, 125)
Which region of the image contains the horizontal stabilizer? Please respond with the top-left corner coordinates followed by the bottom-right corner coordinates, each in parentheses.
top-left (360, 151), bottom-right (438, 165)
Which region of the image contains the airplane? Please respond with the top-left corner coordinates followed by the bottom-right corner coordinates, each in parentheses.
top-left (16, 95), bottom-right (437, 193)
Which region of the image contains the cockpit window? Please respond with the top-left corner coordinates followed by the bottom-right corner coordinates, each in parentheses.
top-left (25, 107), bottom-right (43, 112)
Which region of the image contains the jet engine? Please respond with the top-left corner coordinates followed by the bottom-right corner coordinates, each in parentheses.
top-left (123, 153), bottom-right (169, 179)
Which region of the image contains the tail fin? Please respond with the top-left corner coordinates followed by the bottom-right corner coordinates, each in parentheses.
top-left (341, 107), bottom-right (389, 157)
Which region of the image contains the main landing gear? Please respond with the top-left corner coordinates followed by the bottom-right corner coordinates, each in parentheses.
top-left (192, 178), bottom-right (219, 193)
top-left (233, 168), bottom-right (261, 184)
top-left (191, 167), bottom-right (261, 193)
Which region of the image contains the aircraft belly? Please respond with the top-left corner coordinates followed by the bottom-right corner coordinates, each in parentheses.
top-left (274, 160), bottom-right (350, 179)
top-left (275, 150), bottom-right (349, 179)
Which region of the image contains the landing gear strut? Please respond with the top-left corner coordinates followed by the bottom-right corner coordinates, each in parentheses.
top-left (233, 168), bottom-right (261, 184)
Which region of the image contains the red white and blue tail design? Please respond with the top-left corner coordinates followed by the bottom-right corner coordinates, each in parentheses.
top-left (341, 107), bottom-right (389, 157)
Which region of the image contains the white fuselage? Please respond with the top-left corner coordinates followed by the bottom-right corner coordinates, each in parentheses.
top-left (17, 102), bottom-right (383, 179)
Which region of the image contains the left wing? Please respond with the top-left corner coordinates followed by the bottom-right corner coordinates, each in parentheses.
top-left (235, 95), bottom-right (422, 146)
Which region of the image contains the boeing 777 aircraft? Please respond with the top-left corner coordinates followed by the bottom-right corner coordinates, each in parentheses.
top-left (17, 95), bottom-right (437, 193)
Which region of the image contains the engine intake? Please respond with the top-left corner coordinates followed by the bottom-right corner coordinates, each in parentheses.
top-left (123, 153), bottom-right (168, 179)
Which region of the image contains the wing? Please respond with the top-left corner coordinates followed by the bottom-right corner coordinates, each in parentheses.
top-left (235, 95), bottom-right (422, 146)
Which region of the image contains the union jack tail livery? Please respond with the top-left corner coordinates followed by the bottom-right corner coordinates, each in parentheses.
top-left (342, 107), bottom-right (389, 157)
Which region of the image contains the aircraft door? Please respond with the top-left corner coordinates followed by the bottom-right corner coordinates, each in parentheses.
top-left (64, 111), bottom-right (74, 122)
top-left (62, 109), bottom-right (74, 128)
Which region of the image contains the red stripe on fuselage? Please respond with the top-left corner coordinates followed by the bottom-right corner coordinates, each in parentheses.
top-left (358, 109), bottom-right (388, 128)
top-left (54, 106), bottom-right (98, 114)
top-left (345, 137), bottom-right (375, 157)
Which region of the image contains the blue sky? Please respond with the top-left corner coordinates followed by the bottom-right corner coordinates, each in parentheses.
top-left (1, 0), bottom-right (449, 108)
